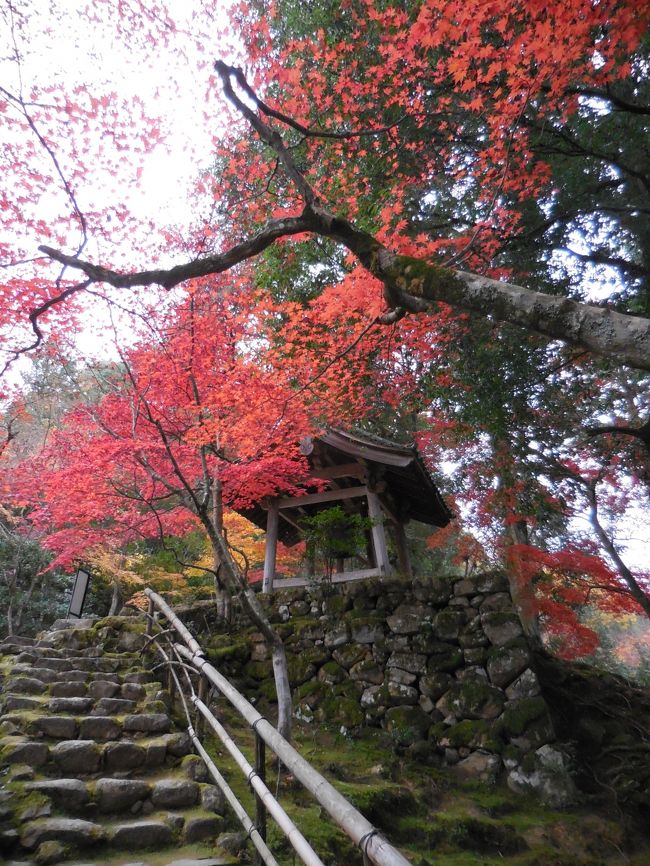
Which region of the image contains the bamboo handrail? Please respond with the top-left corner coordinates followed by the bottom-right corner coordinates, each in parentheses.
top-left (144, 587), bottom-right (413, 866)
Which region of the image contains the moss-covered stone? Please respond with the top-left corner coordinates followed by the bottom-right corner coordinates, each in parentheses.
top-left (496, 697), bottom-right (548, 737)
top-left (317, 696), bottom-right (364, 728)
top-left (286, 654), bottom-right (316, 686)
top-left (318, 661), bottom-right (347, 686)
top-left (331, 643), bottom-right (367, 670)
top-left (439, 679), bottom-right (505, 721)
top-left (385, 706), bottom-right (432, 746)
top-left (426, 642), bottom-right (464, 673)
top-left (243, 660), bottom-right (273, 681)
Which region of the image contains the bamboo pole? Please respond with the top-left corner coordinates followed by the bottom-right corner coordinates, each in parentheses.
top-left (146, 589), bottom-right (413, 866)
top-left (193, 697), bottom-right (326, 866)
top-left (190, 731), bottom-right (280, 866)
top-left (175, 645), bottom-right (412, 866)
top-left (144, 588), bottom-right (204, 657)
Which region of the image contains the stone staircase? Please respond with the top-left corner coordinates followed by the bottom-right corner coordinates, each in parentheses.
top-left (0, 617), bottom-right (237, 866)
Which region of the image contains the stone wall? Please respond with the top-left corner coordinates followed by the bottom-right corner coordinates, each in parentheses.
top-left (206, 572), bottom-right (576, 804)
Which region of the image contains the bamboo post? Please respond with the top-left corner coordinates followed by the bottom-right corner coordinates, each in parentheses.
top-left (196, 676), bottom-right (208, 738)
top-left (393, 522), bottom-right (412, 578)
top-left (367, 491), bottom-right (392, 575)
top-left (255, 730), bottom-right (267, 864)
top-left (263, 503), bottom-right (279, 593)
top-left (146, 596), bottom-right (155, 636)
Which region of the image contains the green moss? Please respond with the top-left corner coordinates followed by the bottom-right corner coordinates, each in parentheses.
top-left (317, 696), bottom-right (364, 728)
top-left (387, 255), bottom-right (466, 303)
top-left (286, 654), bottom-right (316, 686)
top-left (243, 660), bottom-right (273, 681)
top-left (495, 697), bottom-right (547, 737)
top-left (95, 615), bottom-right (145, 632)
top-left (206, 641), bottom-right (250, 664)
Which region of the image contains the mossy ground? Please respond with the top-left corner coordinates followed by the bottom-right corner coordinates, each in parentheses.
top-left (203, 703), bottom-right (649, 866)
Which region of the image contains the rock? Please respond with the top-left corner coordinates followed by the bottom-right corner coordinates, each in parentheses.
top-left (92, 697), bottom-right (136, 714)
top-left (453, 578), bottom-right (477, 597)
top-left (480, 592), bottom-right (512, 612)
top-left (123, 713), bottom-right (170, 733)
top-left (184, 814), bottom-right (222, 842)
top-left (3, 696), bottom-right (40, 711)
top-left (6, 677), bottom-right (46, 695)
top-left (386, 604), bottom-right (430, 634)
top-left (463, 647), bottom-right (488, 665)
top-left (151, 779), bottom-right (199, 808)
top-left (507, 745), bottom-right (578, 807)
top-left (419, 672), bottom-right (453, 700)
top-left (480, 612), bottom-right (523, 646)
top-left (34, 840), bottom-right (67, 865)
top-left (454, 750), bottom-right (502, 782)
top-left (331, 643), bottom-right (366, 669)
top-left (104, 741), bottom-right (146, 772)
top-left (48, 697), bottom-right (93, 714)
top-left (8, 763), bottom-right (35, 781)
top-left (21, 817), bottom-right (102, 850)
top-left (385, 706), bottom-right (432, 745)
top-left (110, 819), bottom-right (173, 849)
top-left (487, 643), bottom-right (530, 688)
top-left (201, 784), bottom-right (225, 814)
top-left (474, 572), bottom-right (509, 593)
top-left (431, 609), bottom-right (467, 641)
top-left (49, 681), bottom-right (86, 697)
top-left (349, 659), bottom-right (384, 685)
top-left (87, 680), bottom-right (120, 699)
top-left (437, 679), bottom-right (505, 721)
top-left (1, 739), bottom-right (49, 767)
top-left (217, 831), bottom-right (248, 854)
top-left (387, 651), bottom-right (427, 675)
top-left (350, 621), bottom-right (385, 644)
top-left (35, 716), bottom-right (78, 739)
top-left (324, 623), bottom-right (350, 648)
top-left (360, 685), bottom-right (384, 709)
top-left (50, 740), bottom-right (101, 774)
top-left (182, 754), bottom-right (209, 781)
top-left (318, 661), bottom-right (346, 685)
top-left (426, 642), bottom-right (464, 673)
top-left (121, 682), bottom-right (146, 701)
top-left (79, 716), bottom-right (121, 740)
top-left (387, 667), bottom-right (416, 685)
top-left (95, 778), bottom-right (151, 812)
top-left (505, 668), bottom-right (541, 700)
top-left (495, 696), bottom-right (548, 738)
top-left (165, 731), bottom-right (192, 756)
top-left (386, 681), bottom-right (419, 706)
top-left (27, 779), bottom-right (90, 810)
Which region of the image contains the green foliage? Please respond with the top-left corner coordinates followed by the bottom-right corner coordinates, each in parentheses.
top-left (300, 506), bottom-right (373, 581)
top-left (0, 531), bottom-right (70, 638)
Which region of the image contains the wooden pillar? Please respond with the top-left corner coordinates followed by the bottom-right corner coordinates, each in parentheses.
top-left (366, 490), bottom-right (392, 575)
top-left (262, 503), bottom-right (279, 593)
top-left (393, 521), bottom-right (413, 578)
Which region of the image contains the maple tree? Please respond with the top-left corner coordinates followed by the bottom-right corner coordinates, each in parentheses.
top-left (1, 0), bottom-right (649, 668)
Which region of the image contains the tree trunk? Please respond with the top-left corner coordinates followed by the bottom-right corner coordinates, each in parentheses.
top-left (108, 579), bottom-right (123, 615)
top-left (212, 474), bottom-right (231, 622)
top-left (505, 518), bottom-right (543, 650)
top-left (202, 503), bottom-right (293, 741)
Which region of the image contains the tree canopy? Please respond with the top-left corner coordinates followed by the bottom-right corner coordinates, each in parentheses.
top-left (1, 0), bottom-right (648, 661)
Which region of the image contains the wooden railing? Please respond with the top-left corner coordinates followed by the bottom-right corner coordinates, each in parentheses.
top-left (144, 588), bottom-right (413, 866)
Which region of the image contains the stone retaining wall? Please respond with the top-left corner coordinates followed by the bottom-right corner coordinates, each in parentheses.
top-left (213, 572), bottom-right (576, 805)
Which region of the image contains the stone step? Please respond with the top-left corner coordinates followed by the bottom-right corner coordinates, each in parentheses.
top-left (19, 809), bottom-right (224, 852)
top-left (24, 775), bottom-right (225, 818)
top-left (1, 711), bottom-right (173, 741)
top-left (0, 731), bottom-right (193, 775)
top-left (13, 650), bottom-right (142, 669)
